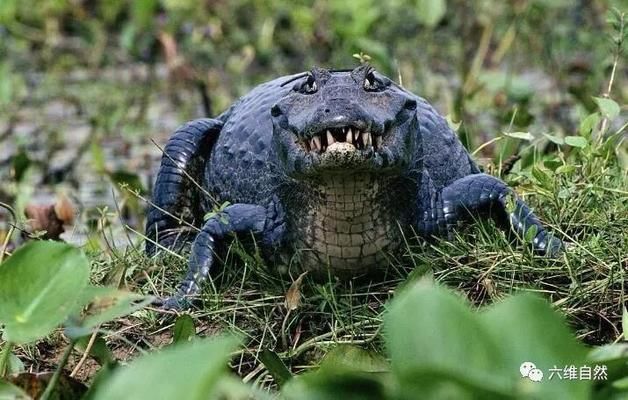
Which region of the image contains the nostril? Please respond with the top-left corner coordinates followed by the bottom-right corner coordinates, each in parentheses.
top-left (404, 98), bottom-right (417, 110)
top-left (271, 105), bottom-right (282, 117)
top-left (324, 109), bottom-right (330, 113)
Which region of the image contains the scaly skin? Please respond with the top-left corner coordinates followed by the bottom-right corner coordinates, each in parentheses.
top-left (146, 65), bottom-right (562, 309)
top-left (289, 173), bottom-right (413, 275)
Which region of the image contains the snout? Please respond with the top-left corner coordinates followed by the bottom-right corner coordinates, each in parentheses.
top-left (303, 99), bottom-right (380, 138)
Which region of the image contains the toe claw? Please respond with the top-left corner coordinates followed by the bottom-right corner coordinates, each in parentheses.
top-left (545, 235), bottom-right (563, 258)
top-left (158, 296), bottom-right (191, 311)
top-left (534, 234), bottom-right (562, 257)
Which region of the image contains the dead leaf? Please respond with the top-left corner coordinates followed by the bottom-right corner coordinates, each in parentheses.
top-left (158, 31), bottom-right (196, 83)
top-left (25, 204), bottom-right (63, 240)
top-left (10, 372), bottom-right (87, 399)
top-left (24, 195), bottom-right (75, 240)
top-left (54, 194), bottom-right (76, 225)
top-left (285, 271), bottom-right (308, 311)
top-left (481, 278), bottom-right (496, 299)
top-left (291, 320), bottom-right (303, 349)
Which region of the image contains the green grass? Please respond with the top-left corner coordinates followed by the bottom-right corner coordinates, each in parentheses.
top-left (67, 139), bottom-right (625, 390)
top-left (6, 107), bottom-right (624, 390)
top-left (1, 1), bottom-right (626, 392)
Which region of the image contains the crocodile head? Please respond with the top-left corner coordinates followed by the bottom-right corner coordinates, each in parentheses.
top-left (270, 65), bottom-right (419, 177)
top-left (270, 66), bottom-right (419, 275)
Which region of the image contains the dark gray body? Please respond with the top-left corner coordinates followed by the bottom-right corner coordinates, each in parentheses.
top-left (206, 75), bottom-right (475, 204)
top-left (146, 67), bottom-right (560, 309)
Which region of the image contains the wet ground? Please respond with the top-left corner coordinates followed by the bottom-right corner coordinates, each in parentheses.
top-left (0, 64), bottom-right (206, 248)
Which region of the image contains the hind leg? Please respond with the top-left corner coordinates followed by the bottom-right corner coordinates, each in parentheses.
top-left (146, 118), bottom-right (223, 255)
top-left (440, 174), bottom-right (562, 255)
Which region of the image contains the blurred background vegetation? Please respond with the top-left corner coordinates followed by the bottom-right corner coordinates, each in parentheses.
top-left (0, 0), bottom-right (625, 231)
top-left (0, 0), bottom-right (626, 390)
top-left (0, 0), bottom-right (625, 309)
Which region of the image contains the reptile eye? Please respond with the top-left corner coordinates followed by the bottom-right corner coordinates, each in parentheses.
top-left (300, 74), bottom-right (318, 94)
top-left (364, 71), bottom-right (383, 92)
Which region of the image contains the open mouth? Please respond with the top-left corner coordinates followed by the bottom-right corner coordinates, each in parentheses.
top-left (300, 126), bottom-right (382, 153)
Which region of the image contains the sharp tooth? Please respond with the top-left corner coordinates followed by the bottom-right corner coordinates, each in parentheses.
top-left (346, 128), bottom-right (353, 143)
top-left (311, 136), bottom-right (321, 151)
top-left (374, 135), bottom-right (381, 147)
top-left (327, 130), bottom-right (335, 145)
top-left (362, 132), bottom-right (371, 147)
top-left (354, 129), bottom-right (360, 142)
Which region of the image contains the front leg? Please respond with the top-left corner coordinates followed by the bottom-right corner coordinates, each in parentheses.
top-left (162, 202), bottom-right (285, 310)
top-left (440, 174), bottom-right (562, 256)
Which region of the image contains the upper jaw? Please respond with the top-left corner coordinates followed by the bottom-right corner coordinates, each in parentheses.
top-left (297, 125), bottom-right (383, 153)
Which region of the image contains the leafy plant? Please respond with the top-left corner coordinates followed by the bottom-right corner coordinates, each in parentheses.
top-left (91, 336), bottom-right (248, 400)
top-left (1, 243), bottom-right (626, 399)
top-left (64, 282), bottom-right (626, 399)
top-left (0, 242), bottom-right (153, 398)
top-left (282, 282), bottom-right (628, 399)
top-left (0, 242), bottom-right (90, 344)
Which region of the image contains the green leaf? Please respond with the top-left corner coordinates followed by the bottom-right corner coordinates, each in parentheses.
top-left (65, 287), bottom-right (154, 339)
top-left (260, 349), bottom-right (292, 388)
top-left (415, 0), bottom-right (446, 28)
top-left (445, 114), bottom-right (461, 132)
top-left (385, 282), bottom-right (509, 396)
top-left (524, 224), bottom-right (538, 242)
top-left (593, 97), bottom-right (620, 120)
top-left (612, 376), bottom-right (628, 390)
top-left (320, 345), bottom-right (388, 373)
top-left (0, 242), bottom-right (90, 343)
top-left (588, 343), bottom-right (628, 361)
top-left (587, 343), bottom-right (628, 384)
top-left (543, 156), bottom-right (563, 171)
top-left (504, 131), bottom-right (534, 141)
top-left (0, 379), bottom-right (30, 399)
top-left (543, 133), bottom-right (565, 145)
top-left (503, 192), bottom-right (517, 214)
top-left (0, 63), bottom-right (25, 106)
top-left (557, 188), bottom-right (571, 199)
top-left (11, 149), bottom-right (31, 183)
top-left (211, 375), bottom-right (271, 400)
top-left (81, 362), bottom-right (118, 400)
top-left (0, 0), bottom-right (17, 22)
top-left (108, 170), bottom-right (146, 194)
top-left (172, 314), bottom-right (196, 345)
top-left (130, 0), bottom-right (157, 29)
top-left (92, 337), bottom-right (239, 400)
top-left (282, 369), bottom-right (387, 400)
top-left (579, 113), bottom-right (600, 138)
top-left (532, 166), bottom-right (553, 189)
top-left (587, 343), bottom-right (628, 364)
top-left (564, 136), bottom-right (588, 148)
top-left (555, 165), bottom-right (576, 174)
top-left (75, 335), bottom-right (113, 366)
top-left (480, 294), bottom-right (589, 400)
top-left (8, 353), bottom-right (25, 375)
top-left (90, 142), bottom-right (107, 174)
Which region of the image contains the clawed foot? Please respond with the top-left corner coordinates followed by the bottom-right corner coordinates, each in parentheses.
top-left (544, 235), bottom-right (563, 258)
top-left (532, 232), bottom-right (563, 258)
top-left (152, 295), bottom-right (191, 311)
